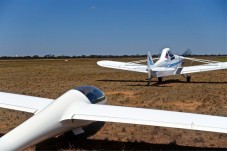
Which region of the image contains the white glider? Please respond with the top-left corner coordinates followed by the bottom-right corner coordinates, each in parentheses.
top-left (97, 48), bottom-right (227, 85)
top-left (0, 86), bottom-right (227, 150)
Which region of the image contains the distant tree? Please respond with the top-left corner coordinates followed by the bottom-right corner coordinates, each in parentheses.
top-left (44, 54), bottom-right (55, 58)
top-left (33, 55), bottom-right (39, 58)
top-left (24, 56), bottom-right (32, 59)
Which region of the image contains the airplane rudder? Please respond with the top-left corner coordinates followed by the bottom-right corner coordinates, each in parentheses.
top-left (147, 51), bottom-right (154, 66)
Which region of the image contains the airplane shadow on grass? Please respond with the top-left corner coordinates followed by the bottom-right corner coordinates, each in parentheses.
top-left (98, 79), bottom-right (227, 87)
top-left (157, 80), bottom-right (227, 86)
top-left (36, 122), bottom-right (226, 151)
top-left (97, 79), bottom-right (149, 83)
top-left (36, 137), bottom-right (227, 151)
top-left (97, 79), bottom-right (169, 87)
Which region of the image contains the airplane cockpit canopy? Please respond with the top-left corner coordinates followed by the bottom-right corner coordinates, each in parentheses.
top-left (75, 86), bottom-right (106, 104)
top-left (167, 50), bottom-right (175, 60)
top-left (168, 50), bottom-right (174, 57)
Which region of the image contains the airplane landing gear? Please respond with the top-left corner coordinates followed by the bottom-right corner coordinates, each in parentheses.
top-left (158, 77), bottom-right (163, 83)
top-left (182, 74), bottom-right (191, 82)
top-left (186, 76), bottom-right (191, 82)
top-left (147, 78), bottom-right (152, 86)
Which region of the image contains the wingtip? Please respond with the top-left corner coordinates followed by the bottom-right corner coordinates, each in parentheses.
top-left (97, 61), bottom-right (103, 66)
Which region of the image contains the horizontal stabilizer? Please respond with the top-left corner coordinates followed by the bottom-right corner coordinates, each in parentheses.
top-left (152, 67), bottom-right (176, 72)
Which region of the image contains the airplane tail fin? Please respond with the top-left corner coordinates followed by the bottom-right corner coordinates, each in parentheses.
top-left (147, 51), bottom-right (154, 79)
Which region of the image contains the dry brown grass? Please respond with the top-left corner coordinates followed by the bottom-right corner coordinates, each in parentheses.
top-left (0, 57), bottom-right (227, 150)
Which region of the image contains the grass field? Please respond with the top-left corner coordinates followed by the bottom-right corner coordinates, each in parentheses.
top-left (0, 57), bottom-right (227, 150)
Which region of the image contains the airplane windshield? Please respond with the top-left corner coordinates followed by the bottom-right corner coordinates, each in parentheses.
top-left (168, 51), bottom-right (174, 57)
top-left (168, 51), bottom-right (175, 60)
top-left (75, 86), bottom-right (106, 104)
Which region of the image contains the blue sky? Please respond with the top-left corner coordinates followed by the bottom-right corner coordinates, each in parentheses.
top-left (0, 0), bottom-right (226, 56)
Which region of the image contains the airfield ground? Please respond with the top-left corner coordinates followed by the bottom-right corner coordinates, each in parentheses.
top-left (0, 57), bottom-right (227, 150)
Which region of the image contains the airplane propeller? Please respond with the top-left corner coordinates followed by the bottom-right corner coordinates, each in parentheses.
top-left (181, 48), bottom-right (192, 56)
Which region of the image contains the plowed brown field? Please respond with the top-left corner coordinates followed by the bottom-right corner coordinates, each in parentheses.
top-left (0, 57), bottom-right (227, 150)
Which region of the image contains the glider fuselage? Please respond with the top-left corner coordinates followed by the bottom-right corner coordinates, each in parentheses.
top-left (0, 90), bottom-right (106, 151)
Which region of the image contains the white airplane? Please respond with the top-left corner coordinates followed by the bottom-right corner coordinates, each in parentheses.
top-left (97, 48), bottom-right (227, 85)
top-left (0, 86), bottom-right (227, 150)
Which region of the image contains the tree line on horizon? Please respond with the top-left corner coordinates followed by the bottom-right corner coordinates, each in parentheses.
top-left (0, 53), bottom-right (226, 59)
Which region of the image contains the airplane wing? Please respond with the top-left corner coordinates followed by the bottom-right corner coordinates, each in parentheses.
top-left (182, 57), bottom-right (220, 64)
top-left (63, 104), bottom-right (227, 134)
top-left (0, 92), bottom-right (54, 114)
top-left (97, 61), bottom-right (147, 73)
top-left (181, 62), bottom-right (227, 74)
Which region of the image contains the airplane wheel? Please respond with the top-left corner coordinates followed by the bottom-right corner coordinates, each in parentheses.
top-left (147, 78), bottom-right (151, 86)
top-left (158, 77), bottom-right (163, 83)
top-left (186, 76), bottom-right (191, 82)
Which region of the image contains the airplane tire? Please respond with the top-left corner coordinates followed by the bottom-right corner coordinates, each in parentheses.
top-left (186, 76), bottom-right (191, 82)
top-left (158, 77), bottom-right (163, 83)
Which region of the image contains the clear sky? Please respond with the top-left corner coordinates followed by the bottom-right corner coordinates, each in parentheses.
top-left (0, 0), bottom-right (226, 56)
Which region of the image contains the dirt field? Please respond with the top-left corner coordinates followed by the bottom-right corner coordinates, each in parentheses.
top-left (0, 57), bottom-right (227, 150)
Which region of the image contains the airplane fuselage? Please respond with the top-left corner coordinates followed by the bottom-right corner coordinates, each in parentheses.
top-left (0, 90), bottom-right (106, 151)
top-left (155, 55), bottom-right (183, 69)
top-left (150, 55), bottom-right (183, 78)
